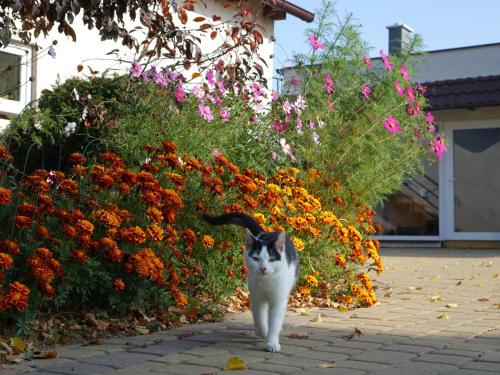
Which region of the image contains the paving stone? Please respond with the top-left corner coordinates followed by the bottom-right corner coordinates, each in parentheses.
top-left (57, 347), bottom-right (107, 360)
top-left (128, 339), bottom-right (208, 356)
top-left (266, 354), bottom-right (330, 370)
top-left (100, 362), bottom-right (166, 375)
top-left (302, 367), bottom-right (367, 375)
top-left (442, 370), bottom-right (500, 375)
top-left (413, 353), bottom-right (474, 366)
top-left (383, 344), bottom-right (434, 354)
top-left (180, 345), bottom-right (230, 356)
top-left (351, 350), bottom-right (416, 365)
top-left (430, 348), bottom-right (484, 359)
top-left (184, 354), bottom-right (265, 369)
top-left (149, 353), bottom-right (199, 365)
top-left (149, 363), bottom-right (221, 375)
top-left (79, 351), bottom-right (158, 369)
top-left (333, 359), bottom-right (389, 372)
top-left (313, 345), bottom-right (365, 356)
top-left (39, 361), bottom-right (113, 375)
top-left (247, 362), bottom-right (303, 374)
top-left (293, 350), bottom-right (348, 362)
top-left (461, 360), bottom-right (500, 372)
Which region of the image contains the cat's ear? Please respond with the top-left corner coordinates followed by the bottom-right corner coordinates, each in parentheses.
top-left (246, 229), bottom-right (255, 248)
top-left (275, 232), bottom-right (286, 253)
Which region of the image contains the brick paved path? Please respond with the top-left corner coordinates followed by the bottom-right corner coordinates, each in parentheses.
top-left (3, 248), bottom-right (500, 375)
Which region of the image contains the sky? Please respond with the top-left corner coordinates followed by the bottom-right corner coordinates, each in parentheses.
top-left (273, 0), bottom-right (500, 75)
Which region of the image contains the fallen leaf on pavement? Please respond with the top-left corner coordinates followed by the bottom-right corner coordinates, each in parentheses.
top-left (310, 314), bottom-right (322, 323)
top-left (177, 332), bottom-right (197, 340)
top-left (342, 327), bottom-right (362, 341)
top-left (338, 305), bottom-right (349, 313)
top-left (431, 275), bottom-right (440, 280)
top-left (446, 303), bottom-right (458, 308)
top-left (288, 333), bottom-right (310, 339)
top-left (224, 356), bottom-right (247, 370)
top-left (315, 362), bottom-right (336, 368)
top-left (456, 281), bottom-right (463, 286)
top-left (438, 312), bottom-right (449, 319)
top-left (430, 295), bottom-right (442, 302)
top-left (33, 351), bottom-right (58, 359)
top-left (5, 354), bottom-right (23, 363)
top-left (478, 298), bottom-right (489, 302)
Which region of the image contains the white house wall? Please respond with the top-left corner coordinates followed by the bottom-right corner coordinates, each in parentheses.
top-left (30, 0), bottom-right (275, 100)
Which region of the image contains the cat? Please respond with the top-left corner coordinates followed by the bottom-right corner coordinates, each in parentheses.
top-left (203, 212), bottom-right (299, 352)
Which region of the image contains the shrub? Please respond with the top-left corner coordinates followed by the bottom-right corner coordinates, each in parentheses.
top-left (0, 139), bottom-right (380, 331)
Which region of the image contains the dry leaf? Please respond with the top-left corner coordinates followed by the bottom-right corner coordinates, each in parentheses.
top-left (431, 275), bottom-right (441, 280)
top-left (33, 351), bottom-right (58, 359)
top-left (416, 286), bottom-right (423, 290)
top-left (177, 332), bottom-right (196, 340)
top-left (310, 314), bottom-right (322, 323)
top-left (338, 305), bottom-right (349, 313)
top-left (495, 303), bottom-right (500, 309)
top-left (224, 356), bottom-right (247, 370)
top-left (287, 333), bottom-right (310, 339)
top-left (478, 298), bottom-right (489, 302)
top-left (81, 338), bottom-right (102, 346)
top-left (10, 337), bottom-right (25, 353)
top-left (493, 273), bottom-right (499, 278)
top-left (5, 354), bottom-right (23, 363)
top-left (446, 303), bottom-right (458, 308)
top-left (300, 311), bottom-right (312, 317)
top-left (438, 312), bottom-right (449, 319)
top-left (456, 281), bottom-right (463, 286)
top-left (342, 327), bottom-right (362, 341)
top-left (315, 362), bottom-right (336, 368)
top-left (430, 295), bottom-right (442, 302)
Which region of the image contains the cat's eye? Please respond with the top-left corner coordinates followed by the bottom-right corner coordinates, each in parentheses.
top-left (269, 257), bottom-right (277, 262)
top-left (252, 256), bottom-right (259, 261)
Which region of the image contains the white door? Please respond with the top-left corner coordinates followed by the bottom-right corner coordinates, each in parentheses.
top-left (441, 120), bottom-right (500, 240)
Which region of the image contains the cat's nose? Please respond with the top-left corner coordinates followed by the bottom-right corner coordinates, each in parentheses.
top-left (259, 266), bottom-right (267, 273)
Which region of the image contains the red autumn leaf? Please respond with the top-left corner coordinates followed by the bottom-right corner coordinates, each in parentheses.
top-left (287, 333), bottom-right (310, 339)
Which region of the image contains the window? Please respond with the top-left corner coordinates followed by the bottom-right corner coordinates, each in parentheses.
top-left (0, 43), bottom-right (32, 116)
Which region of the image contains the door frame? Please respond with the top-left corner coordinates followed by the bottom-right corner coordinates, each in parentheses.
top-left (441, 119), bottom-right (500, 240)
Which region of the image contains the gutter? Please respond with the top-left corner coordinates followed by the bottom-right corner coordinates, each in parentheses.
top-left (262, 0), bottom-right (315, 23)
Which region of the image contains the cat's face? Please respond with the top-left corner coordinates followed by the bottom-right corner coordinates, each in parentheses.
top-left (245, 230), bottom-right (285, 276)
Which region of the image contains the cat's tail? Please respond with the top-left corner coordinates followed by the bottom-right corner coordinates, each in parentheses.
top-left (202, 212), bottom-right (264, 237)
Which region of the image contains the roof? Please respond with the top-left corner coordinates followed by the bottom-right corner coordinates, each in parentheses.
top-left (261, 0), bottom-right (315, 23)
top-left (424, 75), bottom-right (500, 110)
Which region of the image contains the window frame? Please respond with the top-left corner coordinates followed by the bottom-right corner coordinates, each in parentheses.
top-left (0, 43), bottom-right (32, 116)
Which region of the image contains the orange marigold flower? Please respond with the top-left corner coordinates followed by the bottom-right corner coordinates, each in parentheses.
top-left (125, 248), bottom-right (165, 285)
top-left (18, 202), bottom-right (37, 216)
top-left (181, 229), bottom-right (196, 251)
top-left (63, 224), bottom-right (77, 238)
top-left (36, 225), bottom-right (50, 238)
top-left (202, 235), bottom-right (214, 248)
top-left (112, 278), bottom-right (125, 292)
top-left (3, 281), bottom-right (30, 311)
top-left (357, 273), bottom-right (373, 290)
top-left (306, 275), bottom-right (318, 287)
top-left (171, 286), bottom-right (188, 309)
top-left (70, 249), bottom-right (89, 263)
top-left (76, 219), bottom-right (94, 235)
top-left (106, 247), bottom-right (124, 263)
top-left (298, 285), bottom-right (311, 297)
top-left (164, 225), bottom-right (179, 245)
top-left (147, 224), bottom-right (164, 243)
top-left (0, 252), bottom-right (13, 269)
top-left (0, 187), bottom-right (12, 204)
top-left (59, 178), bottom-right (78, 194)
top-left (0, 239), bottom-right (20, 255)
top-left (162, 207), bottom-right (178, 224)
top-left (335, 254), bottom-right (347, 267)
top-left (94, 209), bottom-right (122, 228)
top-left (243, 195), bottom-right (258, 210)
top-left (161, 140), bottom-right (177, 153)
top-left (67, 152), bottom-right (87, 166)
top-left (120, 226), bottom-right (147, 244)
top-left (146, 207), bottom-right (163, 223)
top-left (15, 215), bottom-right (33, 229)
top-left (166, 173), bottom-right (186, 187)
top-left (0, 146), bottom-right (13, 160)
top-left (292, 237), bottom-right (304, 252)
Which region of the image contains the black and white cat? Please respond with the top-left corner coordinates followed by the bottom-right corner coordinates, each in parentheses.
top-left (203, 212), bottom-right (299, 352)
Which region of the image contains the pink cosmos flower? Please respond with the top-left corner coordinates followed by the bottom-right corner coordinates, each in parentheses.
top-left (192, 86), bottom-right (205, 99)
top-left (327, 96), bottom-right (335, 112)
top-left (308, 35), bottom-right (325, 52)
top-left (271, 151), bottom-right (278, 160)
top-left (430, 133), bottom-right (447, 159)
top-left (273, 120), bottom-right (288, 133)
top-left (309, 120), bottom-right (316, 130)
top-left (394, 80), bottom-right (405, 96)
top-left (363, 55), bottom-right (372, 70)
top-left (416, 83), bottom-right (427, 95)
top-left (217, 80), bottom-right (226, 95)
top-left (324, 73), bottom-right (334, 94)
top-left (198, 103), bottom-right (214, 122)
top-left (380, 50), bottom-right (393, 71)
top-left (279, 138), bottom-right (297, 163)
top-left (212, 149), bottom-right (222, 158)
top-left (425, 112), bottom-right (434, 124)
top-left (219, 107), bottom-right (230, 123)
top-left (130, 61), bottom-right (142, 77)
top-left (175, 87), bottom-right (186, 103)
top-left (294, 95), bottom-right (306, 114)
top-left (296, 119), bottom-right (303, 135)
top-left (383, 115), bottom-right (401, 134)
top-left (400, 64), bottom-right (410, 81)
top-left (251, 114), bottom-right (258, 124)
top-left (406, 86), bottom-right (415, 102)
top-left (271, 90), bottom-right (280, 101)
top-left (283, 99), bottom-right (293, 116)
top-left (361, 83), bottom-right (371, 99)
top-left (206, 70), bottom-right (215, 86)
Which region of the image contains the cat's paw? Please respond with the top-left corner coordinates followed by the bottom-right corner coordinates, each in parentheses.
top-left (265, 341), bottom-right (281, 352)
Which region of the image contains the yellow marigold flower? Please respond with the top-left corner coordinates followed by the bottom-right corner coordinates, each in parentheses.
top-left (266, 184), bottom-right (282, 194)
top-left (298, 285), bottom-right (311, 296)
top-left (306, 275), bottom-right (318, 287)
top-left (289, 167), bottom-right (300, 177)
top-left (282, 186), bottom-right (293, 197)
top-left (335, 254), bottom-right (347, 267)
top-left (319, 211), bottom-right (338, 225)
top-left (146, 206), bottom-right (163, 223)
top-left (286, 203), bottom-right (297, 212)
top-left (76, 219), bottom-right (94, 235)
top-left (202, 235), bottom-right (215, 248)
top-left (357, 273), bottom-right (373, 290)
top-left (252, 212), bottom-right (266, 226)
top-left (147, 224), bottom-right (164, 243)
top-left (292, 237), bottom-right (304, 252)
top-left (271, 206), bottom-right (282, 217)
